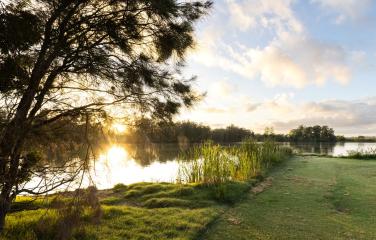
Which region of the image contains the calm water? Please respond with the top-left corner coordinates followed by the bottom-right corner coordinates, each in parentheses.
top-left (25, 142), bottom-right (376, 191)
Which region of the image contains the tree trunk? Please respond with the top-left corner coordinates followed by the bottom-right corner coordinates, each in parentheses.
top-left (0, 194), bottom-right (11, 232)
top-left (0, 99), bottom-right (35, 233)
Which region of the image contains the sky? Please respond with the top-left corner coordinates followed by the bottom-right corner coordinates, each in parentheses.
top-left (177, 0), bottom-right (376, 136)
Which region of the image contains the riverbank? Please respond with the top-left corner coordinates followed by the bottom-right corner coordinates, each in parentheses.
top-left (3, 156), bottom-right (376, 239)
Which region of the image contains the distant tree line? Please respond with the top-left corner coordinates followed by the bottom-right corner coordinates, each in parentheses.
top-left (119, 120), bottom-right (342, 143)
top-left (338, 136), bottom-right (376, 142)
top-left (121, 119), bottom-right (254, 143)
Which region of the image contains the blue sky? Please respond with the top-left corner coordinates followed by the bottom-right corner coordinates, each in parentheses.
top-left (177, 0), bottom-right (376, 136)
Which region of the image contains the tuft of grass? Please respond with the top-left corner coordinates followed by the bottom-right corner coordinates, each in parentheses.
top-left (210, 181), bottom-right (254, 204)
top-left (112, 183), bottom-right (127, 192)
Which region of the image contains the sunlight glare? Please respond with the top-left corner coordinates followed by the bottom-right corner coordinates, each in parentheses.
top-left (112, 123), bottom-right (127, 133)
top-left (102, 146), bottom-right (127, 163)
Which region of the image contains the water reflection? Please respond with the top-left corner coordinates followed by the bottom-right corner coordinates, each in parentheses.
top-left (90, 144), bottom-right (182, 189)
top-left (113, 144), bottom-right (183, 166)
top-left (287, 142), bottom-right (337, 155)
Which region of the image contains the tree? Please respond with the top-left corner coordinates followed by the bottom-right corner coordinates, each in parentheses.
top-left (0, 0), bottom-right (212, 230)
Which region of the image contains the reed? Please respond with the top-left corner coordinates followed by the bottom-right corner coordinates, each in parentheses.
top-left (178, 140), bottom-right (292, 184)
top-left (346, 148), bottom-right (376, 159)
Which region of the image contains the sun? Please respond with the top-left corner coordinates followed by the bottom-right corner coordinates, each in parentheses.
top-left (112, 123), bottom-right (127, 133)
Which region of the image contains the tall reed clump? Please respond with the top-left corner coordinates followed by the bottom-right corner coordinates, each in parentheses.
top-left (178, 140), bottom-right (292, 185)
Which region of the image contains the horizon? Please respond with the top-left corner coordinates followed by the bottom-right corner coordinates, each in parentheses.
top-left (175, 0), bottom-right (376, 137)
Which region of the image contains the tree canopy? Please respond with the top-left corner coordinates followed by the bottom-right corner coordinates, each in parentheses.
top-left (289, 125), bottom-right (336, 142)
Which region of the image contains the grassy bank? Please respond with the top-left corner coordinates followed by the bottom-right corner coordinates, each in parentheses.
top-left (7, 146), bottom-right (376, 239)
top-left (3, 181), bottom-right (256, 240)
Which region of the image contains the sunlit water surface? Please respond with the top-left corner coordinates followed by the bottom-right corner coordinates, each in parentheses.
top-left (90, 145), bottom-right (180, 189)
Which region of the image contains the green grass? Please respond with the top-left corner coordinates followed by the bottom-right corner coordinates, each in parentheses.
top-left (10, 195), bottom-right (71, 213)
top-left (3, 182), bottom-right (252, 240)
top-left (201, 156), bottom-right (376, 240)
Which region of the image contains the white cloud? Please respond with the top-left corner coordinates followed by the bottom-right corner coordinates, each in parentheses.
top-left (226, 0), bottom-right (303, 35)
top-left (192, 31), bottom-right (352, 88)
top-left (312, 0), bottom-right (372, 24)
top-left (255, 34), bottom-right (351, 87)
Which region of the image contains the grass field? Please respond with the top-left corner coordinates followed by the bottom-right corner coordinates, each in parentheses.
top-left (202, 156), bottom-right (376, 240)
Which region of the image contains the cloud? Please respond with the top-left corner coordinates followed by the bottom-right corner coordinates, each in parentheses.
top-left (260, 34), bottom-right (351, 86)
top-left (312, 0), bottom-right (372, 24)
top-left (192, 31), bottom-right (352, 88)
top-left (245, 102), bottom-right (260, 112)
top-left (226, 0), bottom-right (303, 35)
